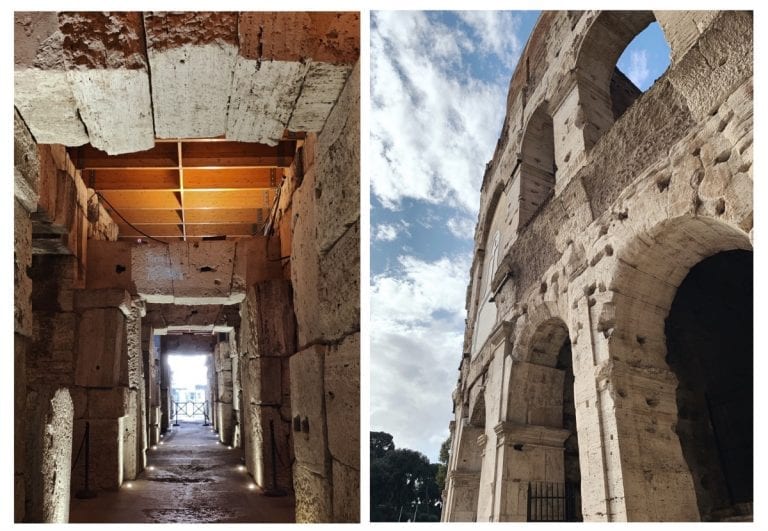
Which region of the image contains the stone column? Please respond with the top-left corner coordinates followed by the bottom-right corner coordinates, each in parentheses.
top-left (159, 343), bottom-right (171, 434)
top-left (215, 339), bottom-right (234, 444)
top-left (443, 416), bottom-right (483, 522)
top-left (73, 288), bottom-right (133, 491)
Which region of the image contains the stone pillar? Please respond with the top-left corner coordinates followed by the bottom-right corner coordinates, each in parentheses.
top-left (215, 339), bottom-right (234, 444)
top-left (240, 280), bottom-right (296, 492)
top-left (14, 121), bottom-right (36, 519)
top-left (147, 334), bottom-right (162, 445)
top-left (25, 388), bottom-right (74, 523)
top-left (493, 422), bottom-right (570, 521)
top-left (159, 344), bottom-right (171, 434)
top-left (443, 419), bottom-right (483, 522)
top-left (122, 301), bottom-right (145, 480)
top-left (73, 288), bottom-right (132, 491)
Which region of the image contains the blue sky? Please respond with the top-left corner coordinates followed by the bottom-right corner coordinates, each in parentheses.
top-left (370, 12), bottom-right (671, 462)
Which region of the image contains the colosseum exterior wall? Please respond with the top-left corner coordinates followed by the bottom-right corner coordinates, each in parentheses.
top-left (442, 10), bottom-right (752, 523)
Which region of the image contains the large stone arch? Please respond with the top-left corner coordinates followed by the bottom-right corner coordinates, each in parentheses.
top-left (575, 11), bottom-right (663, 150)
top-left (517, 103), bottom-right (556, 230)
top-left (600, 214), bottom-right (751, 521)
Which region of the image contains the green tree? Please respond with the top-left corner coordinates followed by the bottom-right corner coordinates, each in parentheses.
top-left (370, 432), bottom-right (443, 522)
top-left (435, 434), bottom-right (451, 492)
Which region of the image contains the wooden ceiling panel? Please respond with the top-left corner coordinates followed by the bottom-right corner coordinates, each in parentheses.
top-left (100, 190), bottom-right (181, 210)
top-left (184, 208), bottom-right (264, 224)
top-left (117, 223), bottom-right (183, 238)
top-left (181, 141), bottom-right (295, 168)
top-left (184, 189), bottom-right (275, 210)
top-left (184, 167), bottom-right (280, 189)
top-left (113, 208), bottom-right (183, 224)
top-left (74, 143), bottom-right (179, 169)
top-left (76, 138), bottom-right (293, 241)
top-left (89, 168), bottom-right (179, 190)
top-left (185, 223), bottom-right (259, 237)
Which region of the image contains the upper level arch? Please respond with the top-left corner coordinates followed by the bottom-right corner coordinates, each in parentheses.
top-left (575, 11), bottom-right (667, 150)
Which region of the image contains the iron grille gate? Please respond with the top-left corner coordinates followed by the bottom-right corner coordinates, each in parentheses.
top-left (171, 401), bottom-right (210, 425)
top-left (526, 481), bottom-right (581, 522)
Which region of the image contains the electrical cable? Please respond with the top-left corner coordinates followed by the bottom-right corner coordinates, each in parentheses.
top-left (95, 191), bottom-right (171, 245)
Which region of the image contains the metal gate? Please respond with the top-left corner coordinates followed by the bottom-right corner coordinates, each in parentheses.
top-left (171, 400), bottom-right (210, 425)
top-left (526, 481), bottom-right (581, 522)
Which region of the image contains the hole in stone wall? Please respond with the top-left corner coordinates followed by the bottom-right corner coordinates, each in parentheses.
top-left (199, 266), bottom-right (216, 273)
top-left (115, 264), bottom-right (126, 273)
top-left (666, 249), bottom-right (753, 520)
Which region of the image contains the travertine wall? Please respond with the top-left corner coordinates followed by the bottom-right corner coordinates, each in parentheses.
top-left (286, 60), bottom-right (360, 523)
top-left (443, 11), bottom-right (752, 523)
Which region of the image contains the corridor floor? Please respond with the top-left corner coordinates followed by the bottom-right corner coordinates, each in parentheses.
top-left (69, 421), bottom-right (295, 523)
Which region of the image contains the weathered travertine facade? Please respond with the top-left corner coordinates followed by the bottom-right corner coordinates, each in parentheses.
top-left (442, 11), bottom-right (752, 523)
top-left (14, 11), bottom-right (359, 524)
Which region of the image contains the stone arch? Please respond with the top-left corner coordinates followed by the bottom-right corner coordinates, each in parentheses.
top-left (605, 215), bottom-right (752, 521)
top-left (517, 103), bottom-right (556, 228)
top-left (500, 307), bottom-right (583, 521)
top-left (575, 11), bottom-right (667, 150)
top-left (609, 215), bottom-right (751, 369)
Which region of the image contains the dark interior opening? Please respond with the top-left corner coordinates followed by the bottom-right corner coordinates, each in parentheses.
top-left (665, 249), bottom-right (753, 521)
top-left (556, 337), bottom-right (583, 522)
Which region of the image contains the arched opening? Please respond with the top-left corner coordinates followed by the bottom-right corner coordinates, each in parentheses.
top-left (518, 105), bottom-right (555, 228)
top-left (524, 318), bottom-right (582, 522)
top-left (665, 249), bottom-right (753, 521)
top-left (576, 11), bottom-right (671, 150)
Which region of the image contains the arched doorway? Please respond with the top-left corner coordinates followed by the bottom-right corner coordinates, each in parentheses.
top-left (521, 317), bottom-right (582, 522)
top-left (665, 249), bottom-right (753, 520)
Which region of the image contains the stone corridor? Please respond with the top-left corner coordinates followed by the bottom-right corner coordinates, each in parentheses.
top-left (14, 11), bottom-right (360, 523)
top-left (70, 421), bottom-right (295, 523)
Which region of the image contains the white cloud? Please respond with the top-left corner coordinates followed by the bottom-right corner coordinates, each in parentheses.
top-left (627, 49), bottom-right (650, 89)
top-left (371, 11), bottom-right (523, 214)
top-left (371, 254), bottom-right (471, 460)
top-left (374, 223), bottom-right (399, 241)
top-left (447, 216), bottom-right (476, 240)
top-left (457, 11), bottom-right (523, 69)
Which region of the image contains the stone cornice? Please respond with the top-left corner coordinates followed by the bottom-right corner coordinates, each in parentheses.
top-left (493, 421), bottom-right (571, 448)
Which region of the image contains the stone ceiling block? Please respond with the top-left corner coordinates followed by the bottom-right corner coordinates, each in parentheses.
top-left (288, 62), bottom-right (353, 132)
top-left (144, 12), bottom-right (238, 139)
top-left (226, 59), bottom-right (309, 145)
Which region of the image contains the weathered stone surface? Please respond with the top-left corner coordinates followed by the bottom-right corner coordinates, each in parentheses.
top-left (14, 109), bottom-right (40, 213)
top-left (324, 333), bottom-right (359, 469)
top-left (14, 70), bottom-right (89, 146)
top-left (293, 464), bottom-right (332, 523)
top-left (75, 308), bottom-right (125, 388)
top-left (314, 60), bottom-right (360, 252)
top-left (332, 459), bottom-right (360, 523)
top-left (74, 288), bottom-right (132, 314)
top-left (87, 387), bottom-right (130, 418)
top-left (290, 346), bottom-right (327, 473)
top-left (443, 10), bottom-right (753, 524)
top-left (289, 62), bottom-right (354, 132)
top-left (15, 200), bottom-right (34, 337)
top-left (226, 59), bottom-right (308, 145)
top-left (238, 12), bottom-right (359, 64)
top-left (67, 69), bottom-right (154, 155)
top-left (25, 387), bottom-right (73, 523)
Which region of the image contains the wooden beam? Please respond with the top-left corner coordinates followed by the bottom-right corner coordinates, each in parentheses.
top-left (181, 141), bottom-right (296, 168)
top-left (109, 208), bottom-right (183, 224)
top-left (184, 167), bottom-right (280, 189)
top-left (117, 223), bottom-right (183, 238)
top-left (185, 223), bottom-right (260, 237)
top-left (184, 189), bottom-right (275, 209)
top-left (99, 190), bottom-right (181, 210)
top-left (90, 168), bottom-right (180, 190)
top-left (72, 143), bottom-right (178, 169)
top-left (185, 208), bottom-right (264, 224)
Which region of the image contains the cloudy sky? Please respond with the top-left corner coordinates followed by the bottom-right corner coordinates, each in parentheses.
top-left (369, 11), bottom-right (671, 462)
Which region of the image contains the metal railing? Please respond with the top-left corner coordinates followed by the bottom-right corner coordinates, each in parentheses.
top-left (526, 481), bottom-right (581, 522)
top-left (171, 400), bottom-right (210, 426)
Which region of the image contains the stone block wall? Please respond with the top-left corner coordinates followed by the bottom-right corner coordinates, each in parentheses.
top-left (444, 10), bottom-right (753, 523)
top-left (285, 60), bottom-right (360, 523)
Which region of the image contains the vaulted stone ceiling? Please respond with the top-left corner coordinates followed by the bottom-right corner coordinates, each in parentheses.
top-left (14, 12), bottom-right (360, 155)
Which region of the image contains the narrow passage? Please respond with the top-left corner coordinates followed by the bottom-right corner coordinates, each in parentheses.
top-left (70, 420), bottom-right (295, 523)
